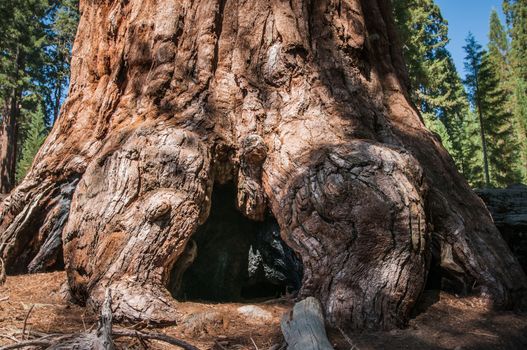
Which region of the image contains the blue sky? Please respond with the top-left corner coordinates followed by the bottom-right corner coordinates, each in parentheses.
top-left (436, 0), bottom-right (504, 77)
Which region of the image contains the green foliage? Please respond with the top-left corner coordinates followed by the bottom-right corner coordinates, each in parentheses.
top-left (464, 34), bottom-right (522, 187)
top-left (463, 33), bottom-right (484, 106)
top-left (0, 0), bottom-right (79, 186)
top-left (512, 77), bottom-right (527, 179)
top-left (45, 0), bottom-right (79, 122)
top-left (393, 0), bottom-right (525, 188)
top-left (503, 0), bottom-right (527, 183)
top-left (423, 111), bottom-right (452, 149)
top-left (392, 0), bottom-right (449, 108)
top-left (481, 53), bottom-right (522, 186)
top-left (0, 0), bottom-right (50, 103)
top-left (457, 110), bottom-right (485, 186)
top-left (488, 9), bottom-right (511, 82)
top-left (16, 104), bottom-right (48, 182)
top-left (503, 0), bottom-right (527, 80)
top-left (393, 0), bottom-right (482, 185)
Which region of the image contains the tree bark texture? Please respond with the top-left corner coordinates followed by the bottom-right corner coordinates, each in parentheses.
top-left (0, 95), bottom-right (19, 194)
top-left (0, 0), bottom-right (526, 330)
top-left (281, 297), bottom-right (334, 350)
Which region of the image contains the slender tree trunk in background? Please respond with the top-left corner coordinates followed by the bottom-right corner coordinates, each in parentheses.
top-left (0, 94), bottom-right (19, 194)
top-left (0, 0), bottom-right (525, 330)
top-left (0, 46), bottom-right (23, 194)
top-left (53, 80), bottom-right (63, 124)
top-left (477, 102), bottom-right (491, 187)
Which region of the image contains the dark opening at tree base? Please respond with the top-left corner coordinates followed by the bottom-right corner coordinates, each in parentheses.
top-left (424, 252), bottom-right (474, 296)
top-left (169, 184), bottom-right (303, 302)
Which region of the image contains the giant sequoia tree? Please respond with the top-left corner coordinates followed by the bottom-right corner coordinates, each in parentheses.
top-left (0, 0), bottom-right (526, 331)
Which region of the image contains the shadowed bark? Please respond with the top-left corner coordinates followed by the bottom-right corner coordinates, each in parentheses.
top-left (0, 0), bottom-right (525, 330)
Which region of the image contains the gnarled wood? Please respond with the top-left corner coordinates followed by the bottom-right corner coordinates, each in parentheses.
top-left (281, 297), bottom-right (334, 350)
top-left (0, 0), bottom-right (526, 330)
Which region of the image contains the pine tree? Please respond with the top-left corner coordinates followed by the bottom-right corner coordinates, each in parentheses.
top-left (0, 0), bottom-right (79, 191)
top-left (463, 33), bottom-right (492, 187)
top-left (503, 0), bottom-right (527, 182)
top-left (504, 0), bottom-right (527, 80)
top-left (488, 8), bottom-right (527, 183)
top-left (392, 0), bottom-right (449, 110)
top-left (437, 54), bottom-right (482, 185)
top-left (464, 34), bottom-right (521, 187)
top-left (16, 105), bottom-right (48, 182)
top-left (45, 0), bottom-right (79, 124)
top-left (393, 0), bottom-right (481, 185)
top-left (0, 0), bottom-right (50, 192)
top-left (459, 110), bottom-right (485, 186)
top-left (512, 77), bottom-right (527, 179)
top-left (488, 9), bottom-right (511, 83)
top-left (481, 53), bottom-right (521, 186)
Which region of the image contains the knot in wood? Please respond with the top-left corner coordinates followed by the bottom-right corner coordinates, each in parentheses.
top-left (146, 200), bottom-right (172, 222)
top-left (241, 134), bottom-right (267, 167)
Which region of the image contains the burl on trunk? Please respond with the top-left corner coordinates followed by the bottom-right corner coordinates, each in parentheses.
top-left (0, 0), bottom-right (525, 330)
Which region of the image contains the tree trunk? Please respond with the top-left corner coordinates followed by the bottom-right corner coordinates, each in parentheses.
top-left (0, 0), bottom-right (526, 330)
top-left (0, 94), bottom-right (19, 194)
top-left (476, 98), bottom-right (491, 187)
top-left (281, 297), bottom-right (334, 350)
top-left (0, 45), bottom-right (23, 194)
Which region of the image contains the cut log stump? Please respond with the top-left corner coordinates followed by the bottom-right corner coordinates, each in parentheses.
top-left (281, 297), bottom-right (334, 350)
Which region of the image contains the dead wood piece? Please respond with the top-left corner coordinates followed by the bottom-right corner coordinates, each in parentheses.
top-left (0, 258), bottom-right (5, 285)
top-left (0, 340), bottom-right (52, 349)
top-left (281, 297), bottom-right (334, 350)
top-left (96, 289), bottom-right (114, 350)
top-left (112, 329), bottom-right (199, 350)
top-left (0, 334), bottom-right (19, 343)
top-left (21, 305), bottom-right (34, 340)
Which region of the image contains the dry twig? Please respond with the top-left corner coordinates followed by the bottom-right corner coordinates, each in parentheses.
top-left (250, 336), bottom-right (259, 350)
top-left (21, 305), bottom-right (35, 340)
top-left (337, 327), bottom-right (360, 350)
top-left (214, 339), bottom-right (228, 350)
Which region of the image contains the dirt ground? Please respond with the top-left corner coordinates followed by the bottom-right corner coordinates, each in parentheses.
top-left (0, 272), bottom-right (526, 350)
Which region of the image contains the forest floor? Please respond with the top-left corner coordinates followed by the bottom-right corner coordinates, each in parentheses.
top-left (0, 272), bottom-right (526, 350)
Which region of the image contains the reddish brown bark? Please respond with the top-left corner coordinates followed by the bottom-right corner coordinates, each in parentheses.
top-left (0, 0), bottom-right (525, 330)
top-left (0, 96), bottom-right (19, 194)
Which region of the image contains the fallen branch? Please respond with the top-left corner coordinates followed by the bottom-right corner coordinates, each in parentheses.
top-left (0, 340), bottom-right (52, 349)
top-left (0, 334), bottom-right (18, 343)
top-left (112, 329), bottom-right (199, 350)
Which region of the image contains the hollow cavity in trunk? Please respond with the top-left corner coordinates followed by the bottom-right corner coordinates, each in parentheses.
top-left (170, 184), bottom-right (303, 302)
